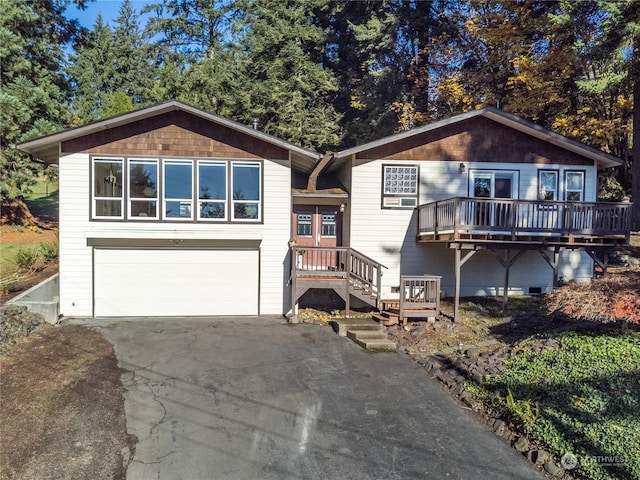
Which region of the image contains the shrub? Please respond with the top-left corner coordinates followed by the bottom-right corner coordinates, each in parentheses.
top-left (39, 242), bottom-right (58, 260)
top-left (13, 248), bottom-right (42, 271)
top-left (545, 272), bottom-right (640, 328)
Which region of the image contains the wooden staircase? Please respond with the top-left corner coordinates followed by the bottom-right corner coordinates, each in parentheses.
top-left (291, 246), bottom-right (386, 316)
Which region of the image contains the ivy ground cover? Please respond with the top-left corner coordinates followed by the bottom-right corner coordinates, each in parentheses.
top-left (470, 331), bottom-right (640, 480)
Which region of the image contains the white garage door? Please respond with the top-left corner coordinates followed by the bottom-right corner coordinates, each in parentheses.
top-left (94, 248), bottom-right (259, 317)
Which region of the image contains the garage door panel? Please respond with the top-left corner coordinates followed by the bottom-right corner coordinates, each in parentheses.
top-left (94, 249), bottom-right (258, 317)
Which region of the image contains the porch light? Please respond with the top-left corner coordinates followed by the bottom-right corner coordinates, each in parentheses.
top-left (340, 203), bottom-right (345, 213)
top-left (458, 162), bottom-right (466, 174)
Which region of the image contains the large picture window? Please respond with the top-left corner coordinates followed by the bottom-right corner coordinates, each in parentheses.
top-left (93, 158), bottom-right (124, 219)
top-left (91, 157), bottom-right (262, 222)
top-left (382, 165), bottom-right (418, 208)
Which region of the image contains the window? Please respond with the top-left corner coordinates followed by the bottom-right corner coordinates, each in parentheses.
top-left (321, 212), bottom-right (336, 237)
top-left (565, 171), bottom-right (584, 201)
top-left (297, 212), bottom-right (312, 236)
top-left (93, 158), bottom-right (123, 218)
top-left (538, 170), bottom-right (558, 200)
top-left (198, 161), bottom-right (227, 220)
top-left (382, 165), bottom-right (418, 208)
top-left (164, 160), bottom-right (193, 220)
top-left (232, 162), bottom-right (261, 221)
top-left (470, 170), bottom-right (518, 199)
top-left (129, 159), bottom-right (158, 219)
top-left (91, 157), bottom-right (262, 222)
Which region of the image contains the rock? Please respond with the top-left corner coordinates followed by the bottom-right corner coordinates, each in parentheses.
top-left (471, 369), bottom-right (484, 383)
top-left (529, 450), bottom-right (550, 466)
top-left (417, 338), bottom-right (429, 349)
top-left (543, 460), bottom-right (563, 477)
top-left (465, 347), bottom-right (479, 358)
top-left (513, 436), bottom-right (529, 452)
top-left (411, 324), bottom-right (427, 339)
top-left (493, 419), bottom-right (506, 436)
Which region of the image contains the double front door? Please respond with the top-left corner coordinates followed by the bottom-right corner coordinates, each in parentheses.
top-left (292, 205), bottom-right (342, 270)
top-left (293, 205), bottom-right (341, 248)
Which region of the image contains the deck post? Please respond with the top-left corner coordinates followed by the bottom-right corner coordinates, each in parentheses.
top-left (539, 248), bottom-right (560, 287)
top-left (503, 250), bottom-right (510, 314)
top-left (453, 247), bottom-right (476, 322)
top-left (290, 248), bottom-right (298, 323)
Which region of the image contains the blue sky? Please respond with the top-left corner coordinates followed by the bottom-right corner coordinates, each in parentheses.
top-left (65, 0), bottom-right (150, 28)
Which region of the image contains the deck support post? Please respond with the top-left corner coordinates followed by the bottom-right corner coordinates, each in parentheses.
top-left (290, 250), bottom-right (299, 323)
top-left (539, 248), bottom-right (560, 287)
top-left (454, 247), bottom-right (476, 322)
top-left (492, 249), bottom-right (526, 316)
top-left (586, 249), bottom-right (610, 277)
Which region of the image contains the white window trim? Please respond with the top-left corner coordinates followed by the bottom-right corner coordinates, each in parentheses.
top-left (163, 159), bottom-right (194, 221)
top-left (92, 157), bottom-right (125, 220)
top-left (469, 170), bottom-right (519, 199)
top-left (538, 170), bottom-right (559, 201)
top-left (320, 212), bottom-right (337, 238)
top-left (231, 161), bottom-right (262, 222)
top-left (197, 160), bottom-right (228, 222)
top-left (128, 158), bottom-right (159, 220)
top-left (297, 212), bottom-right (313, 237)
top-left (564, 170), bottom-right (585, 201)
top-left (382, 164), bottom-right (419, 208)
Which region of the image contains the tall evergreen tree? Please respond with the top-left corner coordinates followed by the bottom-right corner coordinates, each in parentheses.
top-left (1, 0), bottom-right (85, 202)
top-left (67, 0), bottom-right (157, 124)
top-left (237, 0), bottom-right (342, 150)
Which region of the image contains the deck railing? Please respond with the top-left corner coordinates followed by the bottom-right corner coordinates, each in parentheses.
top-left (291, 246), bottom-right (386, 299)
top-left (399, 275), bottom-right (441, 322)
top-left (417, 197), bottom-right (631, 241)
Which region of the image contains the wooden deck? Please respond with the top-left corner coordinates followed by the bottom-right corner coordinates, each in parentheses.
top-left (417, 198), bottom-right (631, 245)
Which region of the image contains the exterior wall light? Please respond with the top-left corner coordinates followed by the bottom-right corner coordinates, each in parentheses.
top-left (459, 162), bottom-right (466, 174)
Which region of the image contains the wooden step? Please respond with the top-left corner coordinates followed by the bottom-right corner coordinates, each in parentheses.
top-left (372, 312), bottom-right (399, 326)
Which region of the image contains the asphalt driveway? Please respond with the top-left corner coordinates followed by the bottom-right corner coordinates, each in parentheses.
top-left (78, 316), bottom-right (544, 480)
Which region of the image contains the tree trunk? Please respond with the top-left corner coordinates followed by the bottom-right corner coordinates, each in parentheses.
top-left (632, 34), bottom-right (640, 230)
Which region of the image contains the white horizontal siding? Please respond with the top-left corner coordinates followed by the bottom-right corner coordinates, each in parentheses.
top-left (349, 158), bottom-right (598, 298)
top-left (59, 153), bottom-right (291, 317)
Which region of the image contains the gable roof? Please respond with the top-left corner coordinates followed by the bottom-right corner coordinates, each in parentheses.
top-left (333, 106), bottom-right (622, 169)
top-left (15, 100), bottom-right (322, 171)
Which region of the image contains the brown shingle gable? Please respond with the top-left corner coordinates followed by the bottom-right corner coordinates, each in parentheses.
top-left (355, 117), bottom-right (592, 166)
top-left (61, 110), bottom-right (289, 160)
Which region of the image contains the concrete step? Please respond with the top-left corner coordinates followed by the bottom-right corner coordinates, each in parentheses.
top-left (331, 317), bottom-right (382, 337)
top-left (346, 329), bottom-right (388, 341)
top-left (350, 336), bottom-right (397, 351)
top-left (346, 329), bottom-right (396, 351)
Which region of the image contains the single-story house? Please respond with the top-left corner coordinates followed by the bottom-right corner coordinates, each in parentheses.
top-left (17, 101), bottom-right (630, 319)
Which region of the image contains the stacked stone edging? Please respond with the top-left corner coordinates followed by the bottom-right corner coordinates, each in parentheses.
top-left (419, 338), bottom-right (570, 478)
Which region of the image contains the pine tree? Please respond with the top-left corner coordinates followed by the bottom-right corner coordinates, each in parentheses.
top-left (236, 0), bottom-right (342, 150)
top-left (1, 0), bottom-right (83, 201)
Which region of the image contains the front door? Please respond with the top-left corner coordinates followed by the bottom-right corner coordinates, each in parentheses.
top-left (293, 205), bottom-right (342, 269)
top-left (293, 205), bottom-right (341, 248)
top-left (470, 171), bottom-right (517, 228)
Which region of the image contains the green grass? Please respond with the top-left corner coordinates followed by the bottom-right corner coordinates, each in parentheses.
top-left (469, 331), bottom-right (640, 479)
top-left (23, 176), bottom-right (59, 223)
